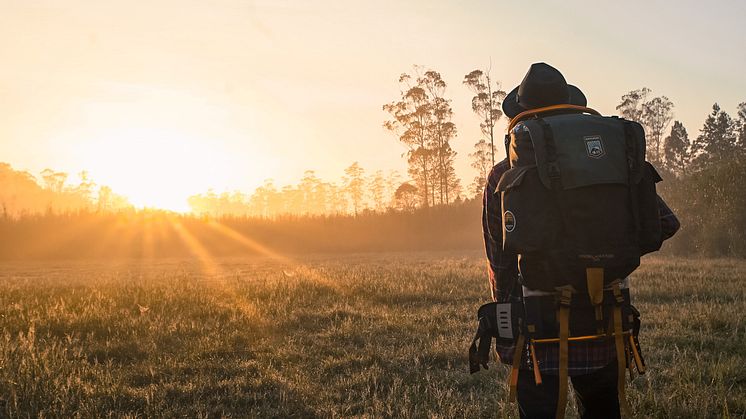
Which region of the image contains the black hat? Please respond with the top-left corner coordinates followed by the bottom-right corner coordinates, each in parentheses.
top-left (502, 63), bottom-right (587, 119)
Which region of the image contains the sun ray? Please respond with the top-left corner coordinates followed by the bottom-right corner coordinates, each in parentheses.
top-left (205, 220), bottom-right (342, 293)
top-left (167, 216), bottom-right (260, 321)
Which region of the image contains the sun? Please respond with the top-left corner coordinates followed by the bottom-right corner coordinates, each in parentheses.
top-left (77, 127), bottom-right (240, 212)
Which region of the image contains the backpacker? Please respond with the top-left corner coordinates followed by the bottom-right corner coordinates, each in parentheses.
top-left (468, 104), bottom-right (662, 418)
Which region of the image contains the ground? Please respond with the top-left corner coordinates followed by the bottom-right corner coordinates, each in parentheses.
top-left (0, 252), bottom-right (743, 418)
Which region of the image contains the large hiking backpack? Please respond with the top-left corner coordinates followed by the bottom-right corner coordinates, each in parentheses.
top-left (468, 104), bottom-right (663, 419)
top-left (498, 105), bottom-right (662, 291)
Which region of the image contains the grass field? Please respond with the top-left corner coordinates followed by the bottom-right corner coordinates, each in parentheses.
top-left (0, 252), bottom-right (744, 418)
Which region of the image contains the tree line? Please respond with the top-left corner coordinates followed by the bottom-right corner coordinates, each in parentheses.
top-left (2, 65), bottom-right (745, 257)
top-left (0, 163), bottom-right (130, 217)
top-left (187, 164), bottom-right (410, 218)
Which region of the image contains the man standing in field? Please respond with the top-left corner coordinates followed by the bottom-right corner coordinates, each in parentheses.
top-left (482, 63), bottom-right (680, 418)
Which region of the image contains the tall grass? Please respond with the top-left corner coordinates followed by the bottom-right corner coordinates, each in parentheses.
top-left (0, 254), bottom-right (743, 417)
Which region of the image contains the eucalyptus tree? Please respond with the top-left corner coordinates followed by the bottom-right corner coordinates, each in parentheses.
top-left (463, 68), bottom-right (506, 166)
top-left (384, 66), bottom-right (458, 207)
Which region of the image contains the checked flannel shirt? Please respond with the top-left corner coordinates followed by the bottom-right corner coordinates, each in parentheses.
top-left (482, 158), bottom-right (680, 376)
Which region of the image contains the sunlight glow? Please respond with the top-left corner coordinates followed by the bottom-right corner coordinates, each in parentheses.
top-left (75, 127), bottom-right (243, 212)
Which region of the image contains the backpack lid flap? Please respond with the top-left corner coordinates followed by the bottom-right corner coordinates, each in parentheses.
top-left (524, 115), bottom-right (632, 190)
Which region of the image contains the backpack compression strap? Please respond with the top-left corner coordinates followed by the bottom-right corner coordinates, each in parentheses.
top-left (507, 104), bottom-right (602, 133)
top-left (555, 287), bottom-right (572, 419)
top-left (507, 334), bottom-right (525, 402)
top-left (613, 283), bottom-right (632, 416)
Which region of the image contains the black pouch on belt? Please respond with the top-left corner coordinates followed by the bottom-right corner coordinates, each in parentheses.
top-left (468, 302), bottom-right (522, 373)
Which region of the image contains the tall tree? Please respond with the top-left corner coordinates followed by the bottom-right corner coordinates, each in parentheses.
top-left (616, 88), bottom-right (674, 163)
top-left (75, 171), bottom-right (96, 203)
top-left (300, 170), bottom-right (325, 215)
top-left (690, 103), bottom-right (738, 171)
top-left (662, 121), bottom-right (690, 177)
top-left (642, 96), bottom-right (674, 163)
top-left (394, 183), bottom-right (418, 211)
top-left (384, 66), bottom-right (459, 207)
top-left (384, 70), bottom-right (434, 207)
top-left (369, 170), bottom-right (387, 212)
top-left (736, 102), bottom-right (746, 157)
top-left (615, 88), bottom-right (651, 123)
top-left (326, 182), bottom-right (348, 215)
top-left (463, 68), bottom-right (506, 166)
top-left (385, 170), bottom-right (402, 209)
top-left (469, 138), bottom-right (493, 197)
top-left (40, 169), bottom-right (68, 193)
top-left (343, 162), bottom-right (365, 216)
top-left (421, 70), bottom-right (458, 205)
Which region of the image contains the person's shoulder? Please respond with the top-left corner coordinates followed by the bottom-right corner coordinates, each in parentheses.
top-left (489, 158), bottom-right (510, 179)
top-left (486, 158), bottom-right (510, 190)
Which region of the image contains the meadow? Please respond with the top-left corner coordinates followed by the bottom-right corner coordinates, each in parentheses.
top-left (0, 252), bottom-right (743, 418)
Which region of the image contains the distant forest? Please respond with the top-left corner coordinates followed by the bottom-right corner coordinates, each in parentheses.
top-left (1, 67), bottom-right (745, 258)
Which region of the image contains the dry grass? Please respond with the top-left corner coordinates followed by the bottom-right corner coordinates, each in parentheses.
top-left (0, 253), bottom-right (743, 418)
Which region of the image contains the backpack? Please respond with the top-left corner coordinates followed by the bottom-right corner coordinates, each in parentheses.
top-left (469, 104), bottom-right (662, 418)
top-left (498, 105), bottom-right (663, 291)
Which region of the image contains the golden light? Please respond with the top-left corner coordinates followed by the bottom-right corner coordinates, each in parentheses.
top-left (75, 126), bottom-right (241, 212)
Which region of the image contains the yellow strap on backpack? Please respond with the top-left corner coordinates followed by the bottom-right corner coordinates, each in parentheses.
top-left (555, 287), bottom-right (572, 419)
top-left (529, 340), bottom-right (543, 385)
top-left (508, 334), bottom-right (525, 402)
top-left (613, 283), bottom-right (632, 417)
top-left (629, 334), bottom-right (646, 374)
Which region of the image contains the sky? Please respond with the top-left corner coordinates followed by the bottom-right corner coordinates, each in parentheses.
top-left (1, 0), bottom-right (745, 211)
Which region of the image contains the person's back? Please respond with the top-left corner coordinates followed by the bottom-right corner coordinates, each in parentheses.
top-left (477, 63), bottom-right (680, 419)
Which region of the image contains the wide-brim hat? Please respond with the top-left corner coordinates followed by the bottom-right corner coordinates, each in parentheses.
top-left (502, 62), bottom-right (587, 119)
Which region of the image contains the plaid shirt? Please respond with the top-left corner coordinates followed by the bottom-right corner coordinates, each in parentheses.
top-left (482, 157), bottom-right (680, 376)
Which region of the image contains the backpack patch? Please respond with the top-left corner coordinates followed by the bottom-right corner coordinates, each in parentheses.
top-left (584, 135), bottom-right (605, 159)
top-left (504, 210), bottom-right (516, 232)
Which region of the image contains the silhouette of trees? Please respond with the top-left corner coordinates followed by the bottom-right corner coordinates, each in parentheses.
top-left (616, 88), bottom-right (651, 124)
top-left (383, 66), bottom-right (459, 207)
top-left (385, 170), bottom-right (402, 209)
top-left (616, 88), bottom-right (673, 164)
top-left (463, 68), bottom-right (506, 166)
top-left (369, 170), bottom-right (387, 212)
top-left (662, 121), bottom-right (690, 177)
top-left (736, 102), bottom-right (746, 156)
top-left (421, 70), bottom-right (458, 205)
top-left (690, 103), bottom-right (738, 171)
top-left (0, 163), bottom-right (130, 217)
top-left (383, 71), bottom-right (433, 207)
top-left (40, 169), bottom-right (68, 193)
top-left (344, 162), bottom-right (365, 216)
top-left (469, 139), bottom-right (493, 197)
top-left (185, 162), bottom-right (404, 217)
top-left (394, 183), bottom-right (418, 211)
top-left (642, 96), bottom-right (675, 164)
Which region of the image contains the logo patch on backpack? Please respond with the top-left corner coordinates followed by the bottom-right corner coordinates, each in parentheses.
top-left (504, 210), bottom-right (516, 233)
top-left (584, 136), bottom-right (605, 159)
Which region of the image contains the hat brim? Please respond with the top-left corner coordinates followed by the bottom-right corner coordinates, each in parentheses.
top-left (502, 84), bottom-right (587, 119)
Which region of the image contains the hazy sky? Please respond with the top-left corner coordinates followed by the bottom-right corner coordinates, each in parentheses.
top-left (1, 0), bottom-right (745, 210)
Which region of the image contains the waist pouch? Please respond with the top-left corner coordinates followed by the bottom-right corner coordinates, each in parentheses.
top-left (468, 302), bottom-right (521, 373)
